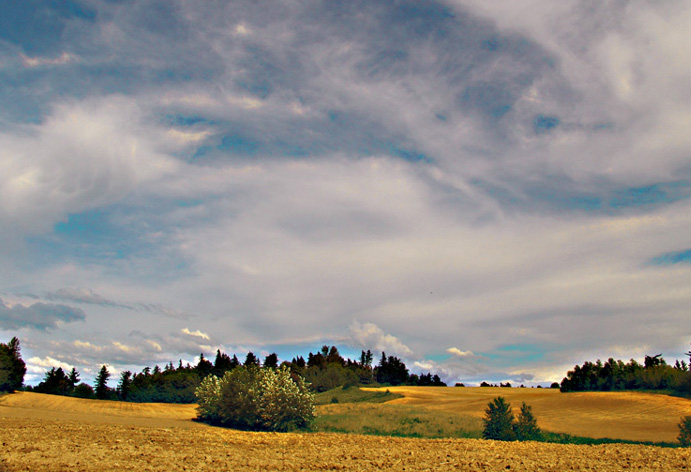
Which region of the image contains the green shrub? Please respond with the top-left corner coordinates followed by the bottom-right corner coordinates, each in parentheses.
top-left (679, 416), bottom-right (691, 447)
top-left (195, 366), bottom-right (315, 431)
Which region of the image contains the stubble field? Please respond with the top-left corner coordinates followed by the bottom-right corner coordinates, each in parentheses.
top-left (1, 389), bottom-right (690, 471)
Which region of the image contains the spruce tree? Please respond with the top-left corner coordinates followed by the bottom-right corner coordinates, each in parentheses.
top-left (514, 402), bottom-right (541, 440)
top-left (482, 396), bottom-right (516, 441)
top-left (95, 365), bottom-right (110, 399)
top-left (118, 371), bottom-right (132, 401)
top-left (68, 368), bottom-right (80, 390)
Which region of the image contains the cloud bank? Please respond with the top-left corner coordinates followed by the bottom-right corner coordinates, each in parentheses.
top-left (0, 0), bottom-right (689, 385)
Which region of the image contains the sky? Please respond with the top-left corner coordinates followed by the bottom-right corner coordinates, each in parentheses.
top-left (1, 0), bottom-right (690, 387)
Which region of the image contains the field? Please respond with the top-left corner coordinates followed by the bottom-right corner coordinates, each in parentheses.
top-left (353, 386), bottom-right (691, 443)
top-left (2, 389), bottom-right (691, 471)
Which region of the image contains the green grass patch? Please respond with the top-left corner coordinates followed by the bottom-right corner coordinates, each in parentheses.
top-left (314, 402), bottom-right (482, 439)
top-left (538, 431), bottom-right (682, 448)
top-left (314, 386), bottom-right (403, 405)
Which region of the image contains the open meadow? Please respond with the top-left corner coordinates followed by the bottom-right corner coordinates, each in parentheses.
top-left (2, 389), bottom-right (691, 471)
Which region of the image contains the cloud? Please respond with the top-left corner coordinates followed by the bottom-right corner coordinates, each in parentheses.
top-left (45, 288), bottom-right (131, 309)
top-left (0, 297), bottom-right (85, 330)
top-left (24, 356), bottom-right (75, 384)
top-left (348, 321), bottom-right (413, 357)
top-left (1, 0), bottom-right (690, 382)
top-left (181, 328), bottom-right (211, 341)
top-left (43, 288), bottom-right (191, 320)
top-left (0, 96), bottom-right (178, 240)
top-left (447, 348), bottom-right (475, 357)
top-left (19, 51), bottom-right (78, 68)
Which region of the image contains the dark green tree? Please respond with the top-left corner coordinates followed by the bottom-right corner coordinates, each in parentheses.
top-left (213, 350), bottom-right (234, 376)
top-left (0, 337), bottom-right (26, 392)
top-left (35, 367), bottom-right (71, 395)
top-left (359, 350), bottom-right (373, 368)
top-left (679, 416), bottom-right (691, 447)
top-left (263, 353), bottom-right (279, 369)
top-left (196, 354), bottom-right (212, 378)
top-left (68, 368), bottom-right (80, 390)
top-left (375, 352), bottom-right (409, 386)
top-left (95, 365), bottom-right (110, 400)
top-left (513, 402), bottom-right (541, 441)
top-left (482, 396), bottom-right (516, 441)
top-left (244, 352), bottom-right (260, 367)
top-left (118, 371), bottom-right (133, 401)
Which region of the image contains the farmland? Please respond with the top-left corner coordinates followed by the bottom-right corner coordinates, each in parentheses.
top-left (1, 390), bottom-right (690, 471)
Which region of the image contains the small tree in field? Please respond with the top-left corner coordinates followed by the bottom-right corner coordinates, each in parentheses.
top-left (482, 396), bottom-right (516, 441)
top-left (679, 416), bottom-right (691, 447)
top-left (514, 402), bottom-right (541, 440)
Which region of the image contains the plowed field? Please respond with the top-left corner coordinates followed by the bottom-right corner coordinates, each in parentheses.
top-left (1, 391), bottom-right (690, 471)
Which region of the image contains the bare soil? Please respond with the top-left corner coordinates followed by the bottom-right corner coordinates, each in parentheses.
top-left (2, 391), bottom-right (690, 471)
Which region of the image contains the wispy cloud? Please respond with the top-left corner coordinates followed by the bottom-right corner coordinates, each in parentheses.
top-left (181, 328), bottom-right (210, 341)
top-left (0, 297), bottom-right (85, 331)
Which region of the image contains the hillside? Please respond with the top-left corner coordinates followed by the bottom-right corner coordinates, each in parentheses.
top-left (373, 386), bottom-right (691, 443)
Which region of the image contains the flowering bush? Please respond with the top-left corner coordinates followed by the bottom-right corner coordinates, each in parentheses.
top-left (195, 366), bottom-right (315, 431)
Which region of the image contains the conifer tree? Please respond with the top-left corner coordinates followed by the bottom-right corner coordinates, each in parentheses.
top-left (118, 371), bottom-right (132, 401)
top-left (95, 365), bottom-right (110, 400)
top-left (482, 396), bottom-right (516, 441)
top-left (514, 402), bottom-right (541, 440)
top-left (68, 368), bottom-right (80, 390)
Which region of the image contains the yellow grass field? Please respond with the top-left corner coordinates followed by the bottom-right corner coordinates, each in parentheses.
top-left (368, 386), bottom-right (691, 443)
top-left (1, 390), bottom-right (690, 471)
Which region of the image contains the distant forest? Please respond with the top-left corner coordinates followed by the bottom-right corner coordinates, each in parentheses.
top-left (27, 345), bottom-right (445, 403)
top-left (560, 351), bottom-right (691, 397)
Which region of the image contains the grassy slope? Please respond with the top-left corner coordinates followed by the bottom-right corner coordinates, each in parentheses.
top-left (362, 386), bottom-right (691, 443)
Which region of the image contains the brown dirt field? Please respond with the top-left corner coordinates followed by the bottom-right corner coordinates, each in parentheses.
top-left (375, 386), bottom-right (691, 443)
top-left (1, 392), bottom-right (691, 471)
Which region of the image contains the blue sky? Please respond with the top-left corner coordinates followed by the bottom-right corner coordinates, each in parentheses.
top-left (1, 0), bottom-right (690, 386)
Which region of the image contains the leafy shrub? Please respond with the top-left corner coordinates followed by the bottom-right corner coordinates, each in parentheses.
top-left (482, 396), bottom-right (516, 441)
top-left (195, 366), bottom-right (315, 431)
top-left (679, 416), bottom-right (691, 447)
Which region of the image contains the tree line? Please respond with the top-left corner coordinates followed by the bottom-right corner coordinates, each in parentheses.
top-left (560, 350), bottom-right (691, 396)
top-left (20, 343), bottom-right (445, 402)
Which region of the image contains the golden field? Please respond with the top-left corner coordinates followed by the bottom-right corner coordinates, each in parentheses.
top-left (368, 386), bottom-right (691, 442)
top-left (1, 389), bottom-right (691, 471)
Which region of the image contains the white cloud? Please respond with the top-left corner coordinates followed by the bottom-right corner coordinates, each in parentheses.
top-left (447, 348), bottom-right (474, 358)
top-left (26, 356), bottom-right (73, 374)
top-left (181, 328), bottom-right (211, 341)
top-left (348, 321), bottom-right (413, 357)
top-left (0, 96), bottom-right (178, 239)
